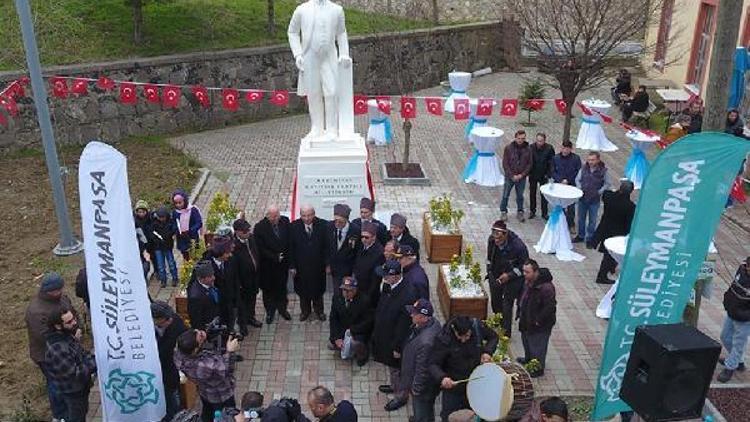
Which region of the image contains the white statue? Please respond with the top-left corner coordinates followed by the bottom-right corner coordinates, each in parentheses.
top-left (288, 0), bottom-right (353, 142)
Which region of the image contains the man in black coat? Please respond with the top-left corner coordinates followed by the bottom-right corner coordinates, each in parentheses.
top-left (202, 235), bottom-right (239, 332)
top-left (231, 219), bottom-right (263, 335)
top-left (151, 301), bottom-right (188, 422)
top-left (254, 205), bottom-right (292, 323)
top-left (372, 260), bottom-right (419, 411)
top-left (528, 132), bottom-right (555, 220)
top-left (353, 221), bottom-right (385, 304)
top-left (329, 276), bottom-right (374, 366)
top-left (187, 261), bottom-right (221, 331)
top-left (593, 180), bottom-right (635, 285)
top-left (518, 259), bottom-right (556, 378)
top-left (389, 213), bottom-right (420, 260)
top-left (352, 197), bottom-right (389, 245)
top-left (326, 204), bottom-right (361, 292)
top-left (290, 205), bottom-right (329, 322)
top-left (486, 220), bottom-right (529, 338)
top-left (399, 245), bottom-right (429, 300)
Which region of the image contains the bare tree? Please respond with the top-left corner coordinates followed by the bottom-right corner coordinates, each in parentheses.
top-left (509, 0), bottom-right (678, 141)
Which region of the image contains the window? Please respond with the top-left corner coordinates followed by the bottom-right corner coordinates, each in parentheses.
top-left (654, 0), bottom-right (675, 72)
top-left (687, 2), bottom-right (717, 90)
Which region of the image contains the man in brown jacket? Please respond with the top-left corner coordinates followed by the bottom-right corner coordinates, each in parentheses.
top-left (501, 130), bottom-right (533, 222)
top-left (25, 272), bottom-right (75, 421)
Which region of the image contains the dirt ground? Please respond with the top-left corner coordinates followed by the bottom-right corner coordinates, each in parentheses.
top-left (0, 136), bottom-right (200, 420)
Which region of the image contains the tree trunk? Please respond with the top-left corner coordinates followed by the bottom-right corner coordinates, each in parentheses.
top-left (563, 97), bottom-right (575, 142)
top-left (402, 119), bottom-right (412, 167)
top-left (702, 0), bottom-right (743, 131)
top-left (431, 0), bottom-right (439, 24)
top-left (267, 0), bottom-right (276, 36)
top-left (132, 0), bottom-right (143, 45)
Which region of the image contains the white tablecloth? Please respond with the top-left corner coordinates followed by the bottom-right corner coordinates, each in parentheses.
top-left (576, 99), bottom-right (618, 152)
top-left (534, 183), bottom-right (585, 261)
top-left (367, 99), bottom-right (392, 146)
top-left (596, 236), bottom-right (628, 319)
top-left (445, 71), bottom-right (471, 113)
top-left (624, 130), bottom-right (660, 189)
top-left (463, 126), bottom-right (504, 186)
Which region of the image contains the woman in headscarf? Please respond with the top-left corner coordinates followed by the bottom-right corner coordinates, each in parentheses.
top-left (726, 109), bottom-right (746, 138)
top-left (171, 189), bottom-right (204, 260)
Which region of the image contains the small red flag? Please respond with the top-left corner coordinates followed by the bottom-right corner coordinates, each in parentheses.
top-left (400, 96), bottom-right (416, 119)
top-left (18, 76), bottom-right (30, 87)
top-left (163, 85), bottom-right (181, 108)
top-left (500, 99), bottom-right (518, 117)
top-left (525, 99), bottom-right (545, 111)
top-left (477, 99), bottom-right (494, 117)
top-left (50, 77), bottom-right (68, 99)
top-left (554, 99), bottom-right (567, 115)
top-left (96, 76), bottom-right (115, 91)
top-left (71, 78), bottom-right (89, 96)
top-left (619, 122), bottom-right (635, 132)
top-left (143, 84), bottom-right (160, 104)
top-left (245, 90), bottom-right (264, 104)
top-left (222, 88), bottom-right (240, 112)
top-left (376, 96), bottom-right (391, 115)
top-left (269, 90), bottom-right (289, 107)
top-left (454, 99), bottom-right (470, 120)
top-left (425, 98), bottom-right (442, 116)
top-left (5, 81), bottom-right (23, 98)
top-left (731, 177), bottom-right (747, 204)
top-left (354, 95), bottom-right (368, 115)
top-left (597, 111), bottom-right (613, 124)
top-left (191, 86), bottom-right (210, 108)
top-left (119, 82), bottom-right (137, 105)
top-left (0, 95), bottom-right (18, 117)
top-left (577, 102), bottom-right (593, 116)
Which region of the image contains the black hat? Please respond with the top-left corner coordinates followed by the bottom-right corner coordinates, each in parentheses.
top-left (492, 220), bottom-right (508, 232)
top-left (150, 301), bottom-right (174, 319)
top-left (194, 260), bottom-right (214, 279)
top-left (380, 259), bottom-right (402, 276)
top-left (360, 197), bottom-right (375, 211)
top-left (334, 203), bottom-right (352, 219)
top-left (211, 235), bottom-right (233, 255)
top-left (405, 298), bottom-right (434, 317)
top-left (398, 245), bottom-right (417, 257)
top-left (390, 213), bottom-right (407, 228)
top-left (361, 221), bottom-right (377, 236)
top-left (233, 218), bottom-right (251, 232)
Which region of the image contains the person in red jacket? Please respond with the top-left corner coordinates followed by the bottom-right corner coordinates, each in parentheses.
top-left (517, 259), bottom-right (556, 378)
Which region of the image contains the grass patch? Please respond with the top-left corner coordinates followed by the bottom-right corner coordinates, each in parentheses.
top-left (0, 0), bottom-right (434, 71)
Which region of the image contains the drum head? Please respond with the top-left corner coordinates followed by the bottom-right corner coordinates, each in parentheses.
top-left (467, 363), bottom-right (514, 421)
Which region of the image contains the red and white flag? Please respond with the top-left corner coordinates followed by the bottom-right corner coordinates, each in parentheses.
top-left (554, 99), bottom-right (567, 115)
top-left (72, 78), bottom-right (89, 96)
top-left (353, 95), bottom-right (368, 115)
top-left (400, 96), bottom-right (416, 119)
top-left (577, 102), bottom-right (593, 116)
top-left (191, 86), bottom-right (210, 108)
top-left (477, 98), bottom-right (494, 117)
top-left (245, 90), bottom-right (264, 104)
top-left (525, 99), bottom-right (545, 111)
top-left (96, 76), bottom-right (115, 91)
top-left (0, 95), bottom-right (18, 117)
top-left (163, 85), bottom-right (181, 108)
top-left (376, 96), bottom-right (391, 115)
top-left (119, 82), bottom-right (137, 105)
top-left (143, 84), bottom-right (160, 104)
top-left (50, 77), bottom-right (68, 99)
top-left (454, 99), bottom-right (470, 120)
top-left (500, 99), bottom-right (518, 117)
top-left (269, 90), bottom-right (289, 107)
top-left (731, 177), bottom-right (747, 204)
top-left (425, 98), bottom-right (442, 116)
top-left (222, 88), bottom-right (240, 112)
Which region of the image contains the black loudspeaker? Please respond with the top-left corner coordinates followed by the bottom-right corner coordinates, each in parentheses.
top-left (619, 323), bottom-right (721, 422)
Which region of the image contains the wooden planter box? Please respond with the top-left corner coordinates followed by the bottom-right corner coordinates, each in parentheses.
top-left (437, 265), bottom-right (488, 320)
top-left (175, 294), bottom-right (189, 324)
top-left (422, 212), bottom-right (463, 263)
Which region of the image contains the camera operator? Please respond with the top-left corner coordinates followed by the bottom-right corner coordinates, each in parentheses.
top-left (175, 328), bottom-right (240, 422)
top-left (151, 301), bottom-right (188, 421)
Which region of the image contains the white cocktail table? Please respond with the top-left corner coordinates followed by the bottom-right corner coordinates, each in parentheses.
top-left (366, 99), bottom-right (392, 146)
top-left (596, 235), bottom-right (628, 319)
top-left (624, 130), bottom-right (661, 189)
top-left (534, 183), bottom-right (584, 261)
top-left (576, 99), bottom-right (618, 152)
top-left (444, 71), bottom-right (471, 113)
top-left (463, 126), bottom-right (504, 187)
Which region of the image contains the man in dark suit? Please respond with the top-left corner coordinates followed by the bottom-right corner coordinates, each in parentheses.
top-left (187, 261), bottom-right (221, 331)
top-left (254, 205), bottom-right (292, 324)
top-left (290, 205), bottom-right (329, 321)
top-left (327, 204), bottom-right (361, 293)
top-left (231, 219), bottom-right (263, 336)
top-left (389, 213), bottom-right (420, 261)
top-left (328, 276), bottom-right (374, 366)
top-left (594, 180), bottom-right (636, 284)
top-left (353, 221), bottom-right (385, 304)
top-left (201, 235), bottom-right (239, 332)
top-left (151, 301), bottom-right (188, 421)
top-left (352, 197), bottom-right (389, 245)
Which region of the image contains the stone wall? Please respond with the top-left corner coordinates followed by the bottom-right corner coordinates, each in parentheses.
top-left (0, 21), bottom-right (519, 149)
top-left (337, 0), bottom-right (509, 23)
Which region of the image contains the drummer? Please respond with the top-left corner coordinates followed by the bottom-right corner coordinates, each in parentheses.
top-left (429, 315), bottom-right (499, 421)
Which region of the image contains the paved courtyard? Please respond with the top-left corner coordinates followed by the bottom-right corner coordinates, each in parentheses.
top-left (88, 71), bottom-right (750, 421)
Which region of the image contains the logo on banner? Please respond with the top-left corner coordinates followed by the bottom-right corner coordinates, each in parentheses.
top-left (105, 369), bottom-right (160, 414)
top-left (600, 354), bottom-right (629, 402)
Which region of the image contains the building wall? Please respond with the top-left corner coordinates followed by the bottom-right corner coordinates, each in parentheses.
top-left (337, 0), bottom-right (509, 23)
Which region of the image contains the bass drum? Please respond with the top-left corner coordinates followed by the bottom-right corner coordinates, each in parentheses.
top-left (498, 361), bottom-right (535, 421)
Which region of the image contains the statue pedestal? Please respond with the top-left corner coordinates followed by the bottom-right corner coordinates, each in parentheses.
top-left (292, 133), bottom-right (373, 220)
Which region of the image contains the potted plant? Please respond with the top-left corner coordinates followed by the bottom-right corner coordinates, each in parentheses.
top-left (436, 250), bottom-right (488, 320)
top-left (204, 191), bottom-right (240, 245)
top-left (423, 194), bottom-right (464, 263)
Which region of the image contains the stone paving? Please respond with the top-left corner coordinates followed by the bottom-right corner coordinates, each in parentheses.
top-left (86, 70), bottom-right (750, 421)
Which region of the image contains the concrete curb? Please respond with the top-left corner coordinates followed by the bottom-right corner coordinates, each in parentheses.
top-left (704, 398), bottom-right (727, 422)
top-left (189, 167), bottom-right (211, 203)
top-left (380, 163), bottom-right (431, 186)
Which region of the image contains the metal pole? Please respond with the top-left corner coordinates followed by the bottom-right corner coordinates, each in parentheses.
top-left (14, 0), bottom-right (82, 256)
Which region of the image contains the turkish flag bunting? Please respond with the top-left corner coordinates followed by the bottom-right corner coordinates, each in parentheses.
top-left (119, 82), bottom-right (138, 105)
top-left (596, 111), bottom-right (613, 124)
top-left (525, 99), bottom-right (545, 111)
top-left (554, 99), bottom-right (567, 115)
top-left (619, 122), bottom-right (635, 132)
top-left (222, 88), bottom-right (240, 112)
top-left (143, 84), bottom-right (160, 104)
top-left (50, 77), bottom-right (68, 99)
top-left (477, 98), bottom-right (494, 117)
top-left (500, 99), bottom-right (518, 117)
top-left (245, 90), bottom-right (264, 104)
top-left (400, 96), bottom-right (417, 119)
top-left (353, 95), bottom-right (368, 115)
top-left (425, 98), bottom-right (442, 116)
top-left (96, 76), bottom-right (115, 91)
top-left (577, 102), bottom-right (593, 116)
top-left (269, 90), bottom-right (289, 107)
top-left (1, 95), bottom-right (18, 117)
top-left (376, 96), bottom-right (391, 115)
top-left (163, 85), bottom-right (181, 108)
top-left (6, 81), bottom-right (24, 98)
top-left (19, 77), bottom-right (30, 87)
top-left (191, 86), bottom-right (210, 108)
top-left (71, 78), bottom-right (89, 96)
top-left (731, 177), bottom-right (747, 203)
top-left (454, 99), bottom-right (470, 120)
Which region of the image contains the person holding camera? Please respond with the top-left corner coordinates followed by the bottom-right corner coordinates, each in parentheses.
top-left (175, 329), bottom-right (241, 422)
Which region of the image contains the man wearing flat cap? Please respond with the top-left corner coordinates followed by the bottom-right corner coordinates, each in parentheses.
top-left (352, 197), bottom-right (389, 245)
top-left (188, 260), bottom-right (222, 331)
top-left (326, 203), bottom-right (361, 292)
top-left (231, 219), bottom-right (263, 336)
top-left (328, 276), bottom-right (373, 366)
top-left (401, 298), bottom-right (442, 421)
top-left (389, 213), bottom-right (420, 261)
top-left (353, 221), bottom-right (385, 305)
top-left (201, 235), bottom-right (240, 332)
top-left (290, 205), bottom-right (329, 321)
top-left (486, 220), bottom-right (529, 338)
top-left (399, 245), bottom-right (430, 301)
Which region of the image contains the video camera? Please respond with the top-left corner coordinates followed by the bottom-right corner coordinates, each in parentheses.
top-left (205, 317), bottom-right (244, 344)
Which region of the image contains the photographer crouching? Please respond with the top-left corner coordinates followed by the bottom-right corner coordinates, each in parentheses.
top-left (175, 328), bottom-right (241, 422)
